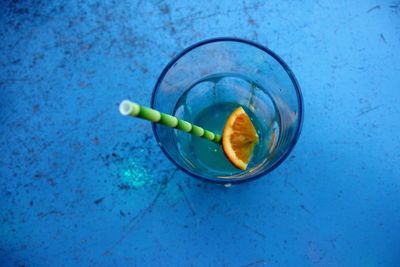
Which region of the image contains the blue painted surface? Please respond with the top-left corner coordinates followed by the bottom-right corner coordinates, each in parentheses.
top-left (1, 0), bottom-right (400, 266)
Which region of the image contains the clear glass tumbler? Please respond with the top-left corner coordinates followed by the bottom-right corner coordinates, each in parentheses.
top-left (151, 38), bottom-right (303, 183)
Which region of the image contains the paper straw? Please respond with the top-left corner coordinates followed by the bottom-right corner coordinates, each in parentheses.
top-left (119, 100), bottom-right (222, 143)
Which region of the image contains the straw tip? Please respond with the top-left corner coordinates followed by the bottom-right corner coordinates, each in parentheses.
top-left (119, 100), bottom-right (139, 116)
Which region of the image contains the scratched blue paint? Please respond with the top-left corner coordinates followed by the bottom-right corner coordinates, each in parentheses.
top-left (1, 0), bottom-right (400, 266)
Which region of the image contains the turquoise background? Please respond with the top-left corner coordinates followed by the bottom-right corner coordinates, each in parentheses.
top-left (1, 1), bottom-right (400, 266)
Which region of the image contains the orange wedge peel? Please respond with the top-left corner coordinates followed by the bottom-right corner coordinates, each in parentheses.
top-left (222, 106), bottom-right (259, 170)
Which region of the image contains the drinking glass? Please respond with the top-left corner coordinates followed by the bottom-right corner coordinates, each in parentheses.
top-left (151, 38), bottom-right (303, 183)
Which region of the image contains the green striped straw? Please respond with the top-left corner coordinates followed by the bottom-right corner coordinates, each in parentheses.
top-left (119, 100), bottom-right (222, 144)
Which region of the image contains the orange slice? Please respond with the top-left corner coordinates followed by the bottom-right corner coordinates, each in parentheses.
top-left (222, 106), bottom-right (259, 170)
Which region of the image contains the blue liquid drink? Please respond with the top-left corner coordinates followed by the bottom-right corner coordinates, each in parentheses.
top-left (173, 73), bottom-right (280, 176)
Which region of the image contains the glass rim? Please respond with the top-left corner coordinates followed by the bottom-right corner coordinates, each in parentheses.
top-left (150, 37), bottom-right (304, 184)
